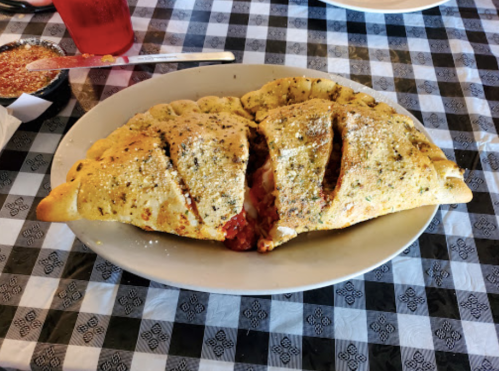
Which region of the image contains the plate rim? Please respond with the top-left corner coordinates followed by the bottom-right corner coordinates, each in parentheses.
top-left (53, 63), bottom-right (438, 294)
top-left (318, 0), bottom-right (450, 14)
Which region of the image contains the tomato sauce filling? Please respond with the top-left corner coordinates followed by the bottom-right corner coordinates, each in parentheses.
top-left (0, 44), bottom-right (60, 98)
top-left (249, 160), bottom-right (278, 236)
top-left (225, 159), bottom-right (278, 251)
top-left (223, 158), bottom-right (279, 251)
top-left (222, 158), bottom-right (279, 252)
top-left (222, 209), bottom-right (258, 251)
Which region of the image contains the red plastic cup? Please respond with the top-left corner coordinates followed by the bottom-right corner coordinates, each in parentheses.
top-left (52, 0), bottom-right (134, 55)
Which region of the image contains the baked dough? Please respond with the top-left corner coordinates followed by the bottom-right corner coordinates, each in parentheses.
top-left (322, 105), bottom-right (471, 228)
top-left (241, 76), bottom-right (395, 122)
top-left (253, 100), bottom-right (472, 251)
top-left (37, 76), bottom-right (473, 251)
top-left (87, 96), bottom-right (252, 160)
top-left (254, 99), bottom-right (334, 250)
top-left (37, 112), bottom-right (252, 241)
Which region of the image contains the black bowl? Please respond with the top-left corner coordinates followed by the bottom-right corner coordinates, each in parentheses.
top-left (0, 38), bottom-right (70, 120)
top-left (0, 0), bottom-right (55, 14)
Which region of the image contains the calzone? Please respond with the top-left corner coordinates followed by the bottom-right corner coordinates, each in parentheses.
top-left (37, 78), bottom-right (473, 252)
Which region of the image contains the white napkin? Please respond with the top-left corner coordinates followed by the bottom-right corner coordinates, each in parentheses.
top-left (8, 93), bottom-right (53, 122)
top-left (0, 105), bottom-right (22, 151)
top-left (0, 94), bottom-right (53, 151)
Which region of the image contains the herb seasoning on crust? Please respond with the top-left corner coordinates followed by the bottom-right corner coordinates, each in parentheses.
top-left (36, 77), bottom-right (473, 252)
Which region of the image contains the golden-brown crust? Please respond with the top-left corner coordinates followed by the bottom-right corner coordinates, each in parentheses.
top-left (322, 107), bottom-right (443, 229)
top-left (85, 96), bottom-right (252, 161)
top-left (169, 100), bottom-right (201, 116)
top-left (241, 77), bottom-right (318, 122)
top-left (169, 96), bottom-right (253, 119)
top-left (86, 110), bottom-right (165, 160)
top-left (196, 96), bottom-right (254, 120)
top-left (37, 76), bottom-right (473, 252)
top-left (153, 112), bottom-right (251, 229)
top-left (148, 103), bottom-right (179, 121)
top-left (38, 112), bottom-right (251, 241)
top-left (256, 100), bottom-right (334, 251)
top-left (37, 181), bottom-right (80, 222)
top-left (240, 77), bottom-right (395, 123)
top-left (252, 102), bottom-right (472, 251)
top-left (323, 106), bottom-right (472, 229)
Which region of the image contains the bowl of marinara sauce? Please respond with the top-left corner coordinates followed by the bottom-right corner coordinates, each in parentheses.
top-left (0, 38), bottom-right (70, 118)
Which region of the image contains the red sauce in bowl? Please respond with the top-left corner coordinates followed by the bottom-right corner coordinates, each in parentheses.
top-left (0, 44), bottom-right (60, 98)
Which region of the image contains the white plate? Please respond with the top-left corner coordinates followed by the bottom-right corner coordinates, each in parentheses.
top-left (52, 64), bottom-right (437, 295)
top-left (319, 0), bottom-right (449, 14)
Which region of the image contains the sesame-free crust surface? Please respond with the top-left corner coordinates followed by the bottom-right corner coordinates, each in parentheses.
top-left (38, 112), bottom-right (251, 241)
top-left (39, 64), bottom-right (462, 294)
top-left (254, 100), bottom-right (471, 251)
top-left (39, 70), bottom-right (471, 250)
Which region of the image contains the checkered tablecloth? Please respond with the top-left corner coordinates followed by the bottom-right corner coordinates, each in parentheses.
top-left (0, 0), bottom-right (498, 370)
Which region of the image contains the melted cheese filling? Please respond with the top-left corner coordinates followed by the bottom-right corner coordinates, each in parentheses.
top-left (260, 159), bottom-right (274, 193)
top-left (271, 226), bottom-right (296, 239)
top-left (244, 185), bottom-right (257, 219)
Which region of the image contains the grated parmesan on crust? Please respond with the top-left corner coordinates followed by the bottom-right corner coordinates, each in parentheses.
top-left (37, 76), bottom-right (473, 252)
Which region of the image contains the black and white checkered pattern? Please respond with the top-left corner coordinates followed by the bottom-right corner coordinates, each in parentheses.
top-left (1, 0), bottom-right (499, 370)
